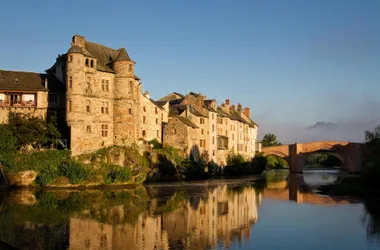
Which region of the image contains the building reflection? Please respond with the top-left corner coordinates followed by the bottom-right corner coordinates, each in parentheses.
top-left (68, 185), bottom-right (259, 250)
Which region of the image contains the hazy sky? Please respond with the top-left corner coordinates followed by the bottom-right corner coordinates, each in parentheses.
top-left (0, 0), bottom-right (379, 143)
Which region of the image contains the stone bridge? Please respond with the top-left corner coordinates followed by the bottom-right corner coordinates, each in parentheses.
top-left (261, 141), bottom-right (365, 173)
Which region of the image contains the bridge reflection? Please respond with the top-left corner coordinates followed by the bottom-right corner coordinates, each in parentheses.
top-left (261, 172), bottom-right (360, 205)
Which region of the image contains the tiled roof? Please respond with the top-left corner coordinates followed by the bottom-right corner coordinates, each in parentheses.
top-left (154, 100), bottom-right (168, 108)
top-left (158, 92), bottom-right (185, 102)
top-left (168, 105), bottom-right (186, 117)
top-left (189, 105), bottom-right (208, 118)
top-left (176, 115), bottom-right (198, 128)
top-left (0, 70), bottom-right (62, 92)
top-left (114, 47), bottom-right (132, 62)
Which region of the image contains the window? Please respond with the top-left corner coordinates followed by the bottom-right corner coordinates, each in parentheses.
top-left (212, 124), bottom-right (214, 132)
top-left (129, 81), bottom-right (133, 94)
top-left (128, 108), bottom-right (132, 115)
top-left (48, 94), bottom-right (58, 103)
top-left (86, 125), bottom-right (91, 133)
top-left (90, 60), bottom-right (94, 68)
top-left (156, 130), bottom-right (159, 137)
top-left (155, 107), bottom-right (158, 114)
top-left (200, 118), bottom-right (205, 124)
top-left (212, 113), bottom-right (214, 119)
top-left (143, 106), bottom-right (146, 112)
top-left (67, 100), bottom-right (72, 112)
top-left (161, 113), bottom-right (163, 120)
top-left (142, 130), bottom-right (146, 137)
top-left (200, 139), bottom-right (206, 147)
top-left (105, 102), bottom-right (109, 114)
top-left (85, 59), bottom-right (89, 67)
top-left (86, 100), bottom-right (90, 113)
top-left (69, 55), bottom-right (73, 62)
top-left (213, 150), bottom-right (215, 156)
top-left (101, 79), bottom-right (109, 91)
top-left (101, 124), bottom-right (108, 137)
top-left (201, 129), bottom-right (204, 135)
top-left (128, 64), bottom-right (132, 72)
top-left (232, 134), bottom-right (234, 140)
top-left (173, 129), bottom-right (176, 134)
top-left (225, 130), bottom-right (227, 136)
top-left (143, 116), bottom-right (146, 124)
top-left (101, 102), bottom-right (109, 114)
top-left (212, 136), bottom-right (215, 145)
top-left (68, 76), bottom-right (72, 88)
top-left (156, 118), bottom-right (158, 124)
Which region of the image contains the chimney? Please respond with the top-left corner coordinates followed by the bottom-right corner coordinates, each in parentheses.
top-left (71, 34), bottom-right (86, 47)
top-left (231, 104), bottom-right (235, 110)
top-left (237, 103), bottom-right (242, 112)
top-left (244, 107), bottom-right (250, 117)
top-left (144, 91), bottom-right (150, 99)
top-left (44, 78), bottom-right (48, 89)
top-left (225, 99), bottom-right (230, 105)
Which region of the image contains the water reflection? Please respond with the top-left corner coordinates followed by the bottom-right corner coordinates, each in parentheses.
top-left (0, 183), bottom-right (259, 250)
top-left (0, 172), bottom-right (379, 249)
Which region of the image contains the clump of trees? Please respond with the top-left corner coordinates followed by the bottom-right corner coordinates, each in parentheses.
top-left (261, 133), bottom-right (282, 148)
top-left (0, 113), bottom-right (61, 152)
top-left (362, 125), bottom-right (380, 191)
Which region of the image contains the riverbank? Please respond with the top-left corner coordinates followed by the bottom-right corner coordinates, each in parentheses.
top-left (318, 176), bottom-right (380, 200)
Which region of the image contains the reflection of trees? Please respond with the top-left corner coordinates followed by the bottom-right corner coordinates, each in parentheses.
top-left (362, 201), bottom-right (380, 242)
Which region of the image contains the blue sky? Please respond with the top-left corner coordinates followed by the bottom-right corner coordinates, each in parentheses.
top-left (1, 0), bottom-right (379, 143)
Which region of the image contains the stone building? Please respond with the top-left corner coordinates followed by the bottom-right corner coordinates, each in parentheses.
top-left (0, 70), bottom-right (64, 124)
top-left (0, 34), bottom-right (259, 160)
top-left (45, 35), bottom-right (167, 155)
top-left (161, 92), bottom-right (260, 166)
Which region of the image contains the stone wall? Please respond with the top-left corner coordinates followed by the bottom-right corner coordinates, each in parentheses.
top-left (163, 117), bottom-right (188, 151)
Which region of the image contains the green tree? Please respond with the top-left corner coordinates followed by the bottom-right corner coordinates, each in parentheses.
top-left (261, 133), bottom-right (282, 148)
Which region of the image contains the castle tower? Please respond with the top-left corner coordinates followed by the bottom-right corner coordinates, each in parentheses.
top-left (66, 35), bottom-right (100, 154)
top-left (112, 47), bottom-right (140, 145)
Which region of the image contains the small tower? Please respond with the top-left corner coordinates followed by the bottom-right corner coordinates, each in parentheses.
top-left (112, 46), bottom-right (139, 145)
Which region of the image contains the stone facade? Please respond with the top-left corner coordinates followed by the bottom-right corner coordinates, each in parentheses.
top-left (0, 35), bottom-right (260, 161)
top-left (45, 35), bottom-right (169, 155)
top-left (161, 93), bottom-right (260, 166)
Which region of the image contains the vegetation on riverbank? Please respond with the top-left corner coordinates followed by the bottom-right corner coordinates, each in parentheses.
top-left (0, 114), bottom-right (268, 187)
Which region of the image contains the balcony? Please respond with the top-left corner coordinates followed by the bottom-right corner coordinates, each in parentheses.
top-left (0, 100), bottom-right (36, 107)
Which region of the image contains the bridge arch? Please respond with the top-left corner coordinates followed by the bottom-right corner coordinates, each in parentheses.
top-left (262, 150), bottom-right (290, 166)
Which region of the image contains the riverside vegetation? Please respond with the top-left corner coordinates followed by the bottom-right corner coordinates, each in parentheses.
top-left (0, 113), bottom-right (267, 187)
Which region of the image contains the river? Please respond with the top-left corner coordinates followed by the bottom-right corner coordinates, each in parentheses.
top-left (0, 170), bottom-right (379, 249)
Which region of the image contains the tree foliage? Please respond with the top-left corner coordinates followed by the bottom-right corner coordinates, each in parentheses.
top-left (261, 133), bottom-right (282, 148)
top-left (3, 112), bottom-right (62, 150)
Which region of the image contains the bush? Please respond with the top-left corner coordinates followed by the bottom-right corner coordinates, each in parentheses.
top-left (104, 165), bottom-right (132, 183)
top-left (58, 160), bottom-right (92, 184)
top-left (178, 159), bottom-right (205, 180)
top-left (148, 139), bottom-right (162, 149)
top-left (226, 152), bottom-right (245, 165)
top-left (36, 168), bottom-right (59, 186)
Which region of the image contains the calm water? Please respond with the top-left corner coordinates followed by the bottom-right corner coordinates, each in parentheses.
top-left (0, 170), bottom-right (379, 250)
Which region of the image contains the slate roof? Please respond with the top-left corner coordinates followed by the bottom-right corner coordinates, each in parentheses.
top-left (176, 115), bottom-right (198, 129)
top-left (0, 70), bottom-right (63, 92)
top-left (154, 100), bottom-right (168, 108)
top-left (114, 47), bottom-right (131, 62)
top-left (168, 105), bottom-right (186, 117)
top-left (189, 105), bottom-right (208, 118)
top-left (158, 92), bottom-right (185, 102)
